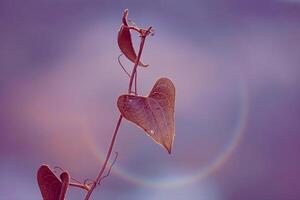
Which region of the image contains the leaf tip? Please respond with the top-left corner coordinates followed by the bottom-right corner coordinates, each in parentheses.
top-left (122, 9), bottom-right (129, 25)
top-left (167, 148), bottom-right (172, 154)
top-left (164, 143), bottom-right (172, 154)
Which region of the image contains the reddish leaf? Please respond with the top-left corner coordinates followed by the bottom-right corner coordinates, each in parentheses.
top-left (117, 9), bottom-right (149, 67)
top-left (37, 165), bottom-right (70, 200)
top-left (117, 78), bottom-right (175, 153)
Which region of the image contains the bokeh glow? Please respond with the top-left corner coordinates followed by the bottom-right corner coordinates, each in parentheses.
top-left (1, 1), bottom-right (300, 200)
top-left (90, 80), bottom-right (248, 189)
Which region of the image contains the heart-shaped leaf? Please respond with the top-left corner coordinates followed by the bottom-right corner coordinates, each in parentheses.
top-left (117, 78), bottom-right (175, 153)
top-left (37, 165), bottom-right (70, 200)
top-left (118, 9), bottom-right (148, 67)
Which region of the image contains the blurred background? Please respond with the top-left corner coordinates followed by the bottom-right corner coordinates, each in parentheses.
top-left (1, 0), bottom-right (300, 199)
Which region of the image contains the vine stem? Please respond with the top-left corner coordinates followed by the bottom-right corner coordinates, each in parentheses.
top-left (69, 183), bottom-right (90, 191)
top-left (83, 27), bottom-right (152, 200)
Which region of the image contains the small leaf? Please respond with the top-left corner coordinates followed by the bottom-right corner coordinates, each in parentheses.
top-left (117, 9), bottom-right (149, 67)
top-left (117, 78), bottom-right (175, 153)
top-left (37, 165), bottom-right (70, 200)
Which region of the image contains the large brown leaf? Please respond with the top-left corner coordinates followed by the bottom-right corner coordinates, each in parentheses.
top-left (37, 165), bottom-right (70, 200)
top-left (117, 78), bottom-right (175, 153)
top-left (117, 9), bottom-right (148, 67)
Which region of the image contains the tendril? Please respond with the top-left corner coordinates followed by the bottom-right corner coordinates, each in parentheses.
top-left (53, 166), bottom-right (65, 174)
top-left (98, 152), bottom-right (119, 185)
top-left (118, 54), bottom-right (131, 78)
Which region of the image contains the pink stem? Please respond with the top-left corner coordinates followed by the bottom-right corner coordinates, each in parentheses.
top-left (69, 182), bottom-right (90, 191)
top-left (83, 27), bottom-right (152, 200)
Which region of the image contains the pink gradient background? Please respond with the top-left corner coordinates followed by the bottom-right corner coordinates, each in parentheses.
top-left (1, 0), bottom-right (300, 199)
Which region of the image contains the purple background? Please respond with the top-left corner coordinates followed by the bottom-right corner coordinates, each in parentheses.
top-left (1, 0), bottom-right (300, 199)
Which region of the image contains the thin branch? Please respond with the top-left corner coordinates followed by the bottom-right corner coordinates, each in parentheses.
top-left (98, 152), bottom-right (119, 185)
top-left (82, 106), bottom-right (123, 198)
top-left (83, 26), bottom-right (152, 200)
top-left (83, 115), bottom-right (122, 200)
top-left (69, 182), bottom-right (90, 191)
top-left (128, 26), bottom-right (152, 94)
top-left (134, 70), bottom-right (138, 95)
top-left (124, 25), bottom-right (141, 33)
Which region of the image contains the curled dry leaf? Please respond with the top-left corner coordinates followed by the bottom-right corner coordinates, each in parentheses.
top-left (37, 165), bottom-right (70, 200)
top-left (118, 9), bottom-right (149, 67)
top-left (117, 78), bottom-right (175, 153)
